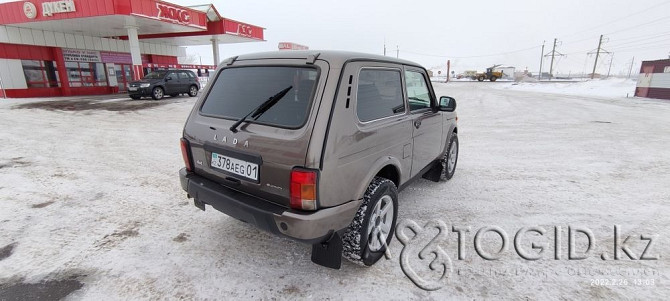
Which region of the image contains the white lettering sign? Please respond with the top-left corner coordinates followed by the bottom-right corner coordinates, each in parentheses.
top-left (63, 48), bottom-right (101, 63)
top-left (42, 0), bottom-right (76, 17)
top-left (156, 3), bottom-right (191, 25)
top-left (237, 24), bottom-right (253, 37)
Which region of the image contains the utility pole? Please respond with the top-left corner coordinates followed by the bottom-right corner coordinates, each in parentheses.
top-left (607, 53), bottom-right (614, 78)
top-left (549, 39), bottom-right (557, 80)
top-left (627, 56), bottom-right (634, 78)
top-left (538, 41), bottom-right (545, 80)
top-left (544, 38), bottom-right (565, 80)
top-left (396, 45), bottom-right (399, 58)
top-left (589, 35), bottom-right (610, 79)
top-left (446, 60), bottom-right (451, 83)
top-left (383, 38), bottom-right (386, 56)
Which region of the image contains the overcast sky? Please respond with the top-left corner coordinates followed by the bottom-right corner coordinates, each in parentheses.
top-left (3, 0), bottom-right (669, 76)
top-left (175, 0), bottom-right (669, 76)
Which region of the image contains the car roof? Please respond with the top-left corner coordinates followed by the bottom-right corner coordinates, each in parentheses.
top-left (222, 50), bottom-right (425, 69)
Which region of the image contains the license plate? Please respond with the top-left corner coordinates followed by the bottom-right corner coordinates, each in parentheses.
top-left (128, 87), bottom-right (138, 91)
top-left (210, 152), bottom-right (259, 181)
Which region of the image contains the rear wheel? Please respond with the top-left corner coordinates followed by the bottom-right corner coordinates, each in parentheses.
top-left (342, 177), bottom-right (398, 266)
top-left (490, 76), bottom-right (498, 82)
top-left (441, 133), bottom-right (459, 181)
top-left (188, 85), bottom-right (199, 97)
top-left (151, 87), bottom-right (164, 100)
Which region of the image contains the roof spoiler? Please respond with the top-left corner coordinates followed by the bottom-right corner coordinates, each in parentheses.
top-left (223, 56), bottom-right (238, 66)
top-left (306, 53), bottom-right (320, 65)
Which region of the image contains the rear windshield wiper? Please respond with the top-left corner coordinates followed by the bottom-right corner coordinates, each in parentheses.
top-left (229, 86), bottom-right (293, 133)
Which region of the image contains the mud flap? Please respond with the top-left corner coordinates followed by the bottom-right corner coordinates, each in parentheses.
top-left (421, 161), bottom-right (443, 182)
top-left (311, 232), bottom-right (343, 269)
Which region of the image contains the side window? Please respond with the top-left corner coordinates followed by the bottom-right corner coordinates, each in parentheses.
top-left (405, 70), bottom-right (432, 111)
top-left (178, 71), bottom-right (189, 80)
top-left (356, 69), bottom-right (405, 122)
top-left (187, 71), bottom-right (196, 78)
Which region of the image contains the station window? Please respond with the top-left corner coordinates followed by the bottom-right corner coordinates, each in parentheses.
top-left (21, 60), bottom-right (60, 88)
top-left (66, 62), bottom-right (108, 87)
top-left (664, 66), bottom-right (670, 73)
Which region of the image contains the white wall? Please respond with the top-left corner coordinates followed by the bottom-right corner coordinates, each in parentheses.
top-left (0, 25), bottom-right (184, 57)
top-left (0, 59), bottom-right (28, 89)
top-left (649, 73), bottom-right (670, 89)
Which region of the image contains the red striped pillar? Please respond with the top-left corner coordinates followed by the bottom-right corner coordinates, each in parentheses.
top-left (132, 65), bottom-right (143, 81)
top-left (126, 26), bottom-right (143, 80)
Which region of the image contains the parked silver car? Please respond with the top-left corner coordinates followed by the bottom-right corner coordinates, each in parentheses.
top-left (179, 51), bottom-right (458, 268)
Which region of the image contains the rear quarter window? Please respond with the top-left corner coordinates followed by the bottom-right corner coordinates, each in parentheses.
top-left (200, 66), bottom-right (318, 128)
top-left (356, 69), bottom-right (405, 122)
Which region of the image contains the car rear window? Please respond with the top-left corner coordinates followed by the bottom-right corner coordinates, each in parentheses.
top-left (201, 66), bottom-right (318, 128)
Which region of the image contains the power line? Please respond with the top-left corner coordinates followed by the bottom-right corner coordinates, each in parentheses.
top-left (561, 1), bottom-right (670, 39)
top-left (608, 41), bottom-right (670, 53)
top-left (401, 45), bottom-right (540, 59)
top-left (613, 43), bottom-right (670, 53)
top-left (608, 36), bottom-right (670, 50)
top-left (604, 15), bottom-right (670, 36)
top-left (562, 33), bottom-right (670, 56)
top-left (605, 31), bottom-right (670, 44)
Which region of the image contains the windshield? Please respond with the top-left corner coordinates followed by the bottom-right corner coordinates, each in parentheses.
top-left (144, 71), bottom-right (169, 79)
top-left (200, 66), bottom-right (318, 128)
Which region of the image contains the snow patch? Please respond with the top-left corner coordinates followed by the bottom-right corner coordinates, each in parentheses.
top-left (493, 78), bottom-right (638, 98)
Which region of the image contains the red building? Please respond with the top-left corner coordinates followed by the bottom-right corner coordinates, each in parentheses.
top-left (635, 59), bottom-right (670, 100)
top-left (0, 0), bottom-right (264, 98)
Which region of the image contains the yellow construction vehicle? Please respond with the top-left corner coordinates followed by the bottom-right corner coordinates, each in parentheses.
top-left (473, 65), bottom-right (504, 82)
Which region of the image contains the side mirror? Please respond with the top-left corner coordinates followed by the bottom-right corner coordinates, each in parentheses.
top-left (439, 96), bottom-right (457, 112)
top-left (166, 76), bottom-right (173, 81)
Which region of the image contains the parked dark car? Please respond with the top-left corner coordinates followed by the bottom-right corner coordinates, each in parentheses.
top-left (128, 70), bottom-right (200, 100)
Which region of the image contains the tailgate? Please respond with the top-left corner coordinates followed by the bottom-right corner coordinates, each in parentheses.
top-left (183, 61), bottom-right (329, 207)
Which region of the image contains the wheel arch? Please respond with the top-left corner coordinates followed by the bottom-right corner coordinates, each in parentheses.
top-left (354, 157), bottom-right (402, 201)
top-left (441, 125), bottom-right (458, 154)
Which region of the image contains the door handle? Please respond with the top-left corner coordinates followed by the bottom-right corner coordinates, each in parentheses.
top-left (414, 120), bottom-right (421, 128)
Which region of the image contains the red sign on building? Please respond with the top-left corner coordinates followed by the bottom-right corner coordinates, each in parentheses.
top-left (278, 42), bottom-right (308, 51)
top-left (156, 2), bottom-right (190, 25)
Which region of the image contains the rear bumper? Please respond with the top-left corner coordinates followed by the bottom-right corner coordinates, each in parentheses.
top-left (179, 168), bottom-right (361, 244)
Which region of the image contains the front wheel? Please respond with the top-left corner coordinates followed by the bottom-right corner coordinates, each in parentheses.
top-left (490, 76), bottom-right (498, 82)
top-left (441, 133), bottom-right (459, 181)
top-left (188, 85), bottom-right (198, 97)
top-left (342, 177), bottom-right (398, 266)
top-left (477, 76), bottom-right (484, 82)
top-left (151, 87), bottom-right (164, 100)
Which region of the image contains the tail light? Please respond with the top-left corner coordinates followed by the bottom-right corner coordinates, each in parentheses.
top-left (180, 138), bottom-right (194, 172)
top-left (290, 169), bottom-right (318, 211)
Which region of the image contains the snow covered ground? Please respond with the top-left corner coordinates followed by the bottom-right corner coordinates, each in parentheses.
top-left (492, 78), bottom-right (639, 98)
top-left (0, 83), bottom-right (669, 300)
